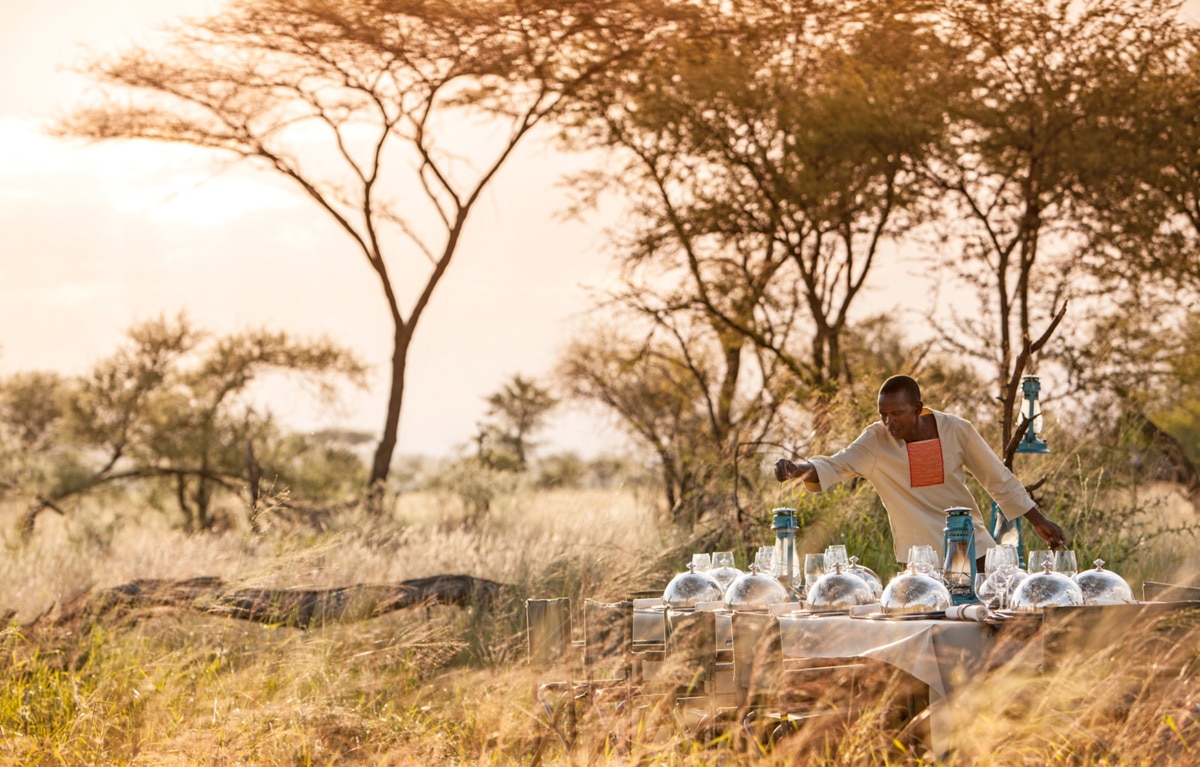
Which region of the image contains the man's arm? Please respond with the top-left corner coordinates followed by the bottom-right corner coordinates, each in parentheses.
top-left (774, 459), bottom-right (821, 486)
top-left (955, 416), bottom-right (1066, 546)
top-left (1023, 505), bottom-right (1068, 550)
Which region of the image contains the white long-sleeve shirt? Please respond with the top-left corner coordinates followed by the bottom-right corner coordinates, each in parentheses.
top-left (804, 409), bottom-right (1035, 562)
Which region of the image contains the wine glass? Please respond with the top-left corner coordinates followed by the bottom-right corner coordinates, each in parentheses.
top-left (712, 551), bottom-right (736, 569)
top-left (990, 545), bottom-right (1018, 573)
top-left (804, 553), bottom-right (825, 591)
top-left (976, 571), bottom-right (1013, 609)
top-left (824, 544), bottom-right (848, 571)
top-left (908, 544), bottom-right (939, 576)
top-left (755, 546), bottom-right (774, 573)
top-left (1054, 549), bottom-right (1078, 578)
top-left (1027, 549), bottom-right (1054, 573)
top-left (974, 573), bottom-right (994, 607)
top-left (691, 553), bottom-right (712, 572)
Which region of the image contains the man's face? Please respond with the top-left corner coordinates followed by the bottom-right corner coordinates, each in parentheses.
top-left (878, 391), bottom-right (923, 442)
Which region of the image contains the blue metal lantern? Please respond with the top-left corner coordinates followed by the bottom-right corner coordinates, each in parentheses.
top-left (1016, 376), bottom-right (1050, 454)
top-left (943, 507), bottom-right (977, 605)
top-left (771, 507), bottom-right (800, 597)
top-left (991, 375), bottom-right (1050, 562)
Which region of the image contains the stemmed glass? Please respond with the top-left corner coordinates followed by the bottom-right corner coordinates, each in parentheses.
top-left (691, 553), bottom-right (712, 572)
top-left (1027, 549), bottom-right (1054, 573)
top-left (979, 545), bottom-right (1019, 608)
top-left (803, 553), bottom-right (825, 593)
top-left (712, 551), bottom-right (736, 569)
top-left (908, 545), bottom-right (939, 577)
top-left (990, 545), bottom-right (1019, 573)
top-left (974, 573), bottom-right (994, 607)
top-left (824, 544), bottom-right (849, 571)
top-left (977, 570), bottom-right (1015, 609)
top-left (755, 546), bottom-right (774, 574)
top-left (1054, 550), bottom-right (1078, 578)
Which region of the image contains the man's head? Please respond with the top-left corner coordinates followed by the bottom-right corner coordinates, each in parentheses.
top-left (878, 375), bottom-right (924, 442)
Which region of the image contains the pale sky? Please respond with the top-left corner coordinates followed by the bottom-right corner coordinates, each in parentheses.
top-left (12, 0), bottom-right (1125, 460)
top-left (0, 0), bottom-right (638, 458)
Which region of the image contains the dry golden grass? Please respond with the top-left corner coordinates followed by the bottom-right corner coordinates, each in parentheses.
top-left (2, 487), bottom-right (1200, 765)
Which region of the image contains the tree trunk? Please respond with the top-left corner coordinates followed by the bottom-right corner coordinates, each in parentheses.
top-left (369, 327), bottom-right (413, 490)
top-left (46, 575), bottom-right (510, 630)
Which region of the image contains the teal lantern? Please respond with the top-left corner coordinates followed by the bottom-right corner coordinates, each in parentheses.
top-left (991, 375), bottom-right (1050, 563)
top-left (771, 507), bottom-right (800, 597)
top-left (1016, 376), bottom-right (1050, 454)
top-left (943, 507), bottom-right (977, 605)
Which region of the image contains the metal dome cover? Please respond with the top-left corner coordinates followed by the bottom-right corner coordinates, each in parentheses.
top-left (724, 567), bottom-right (791, 611)
top-left (805, 565), bottom-right (875, 612)
top-left (880, 568), bottom-right (952, 614)
top-left (1074, 559), bottom-right (1134, 605)
top-left (1009, 563), bottom-right (1084, 612)
top-left (662, 565), bottom-right (725, 609)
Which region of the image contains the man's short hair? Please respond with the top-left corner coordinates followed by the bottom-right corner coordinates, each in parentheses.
top-left (879, 375), bottom-right (922, 404)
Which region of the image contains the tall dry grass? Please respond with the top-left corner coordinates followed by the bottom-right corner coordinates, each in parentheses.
top-left (2, 485), bottom-right (1200, 765)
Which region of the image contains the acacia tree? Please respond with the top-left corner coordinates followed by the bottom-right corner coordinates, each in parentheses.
top-left (557, 319), bottom-right (784, 527)
top-left (9, 314), bottom-right (366, 533)
top-left (1056, 22), bottom-right (1200, 486)
top-left (475, 374), bottom-right (557, 472)
top-left (550, 0), bottom-right (953, 524)
top-left (57, 0), bottom-right (662, 491)
top-left (924, 0), bottom-right (1188, 462)
top-left (560, 0), bottom-right (953, 401)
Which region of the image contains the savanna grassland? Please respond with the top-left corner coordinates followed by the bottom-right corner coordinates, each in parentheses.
top-left (4, 482), bottom-right (1200, 766)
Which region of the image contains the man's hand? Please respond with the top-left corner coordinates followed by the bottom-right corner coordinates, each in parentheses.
top-left (774, 459), bottom-right (795, 482)
top-left (1024, 507), bottom-right (1068, 550)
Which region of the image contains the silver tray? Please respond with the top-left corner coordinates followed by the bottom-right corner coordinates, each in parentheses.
top-left (856, 611), bottom-right (945, 621)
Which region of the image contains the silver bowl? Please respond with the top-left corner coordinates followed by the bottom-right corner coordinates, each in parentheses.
top-left (662, 564), bottom-right (725, 609)
top-left (805, 564), bottom-right (875, 612)
top-left (724, 566), bottom-right (791, 612)
top-left (1074, 559), bottom-right (1134, 605)
top-left (880, 567), bottom-right (952, 614)
top-left (1009, 563), bottom-right (1084, 612)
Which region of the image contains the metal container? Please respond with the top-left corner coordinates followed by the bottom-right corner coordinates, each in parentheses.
top-left (1074, 559), bottom-right (1135, 605)
top-left (805, 563), bottom-right (875, 612)
top-left (724, 565), bottom-right (791, 612)
top-left (848, 557), bottom-right (884, 600)
top-left (662, 564), bottom-right (725, 609)
top-left (880, 567), bottom-right (952, 615)
top-left (708, 564), bottom-right (743, 593)
top-left (1008, 562), bottom-right (1084, 612)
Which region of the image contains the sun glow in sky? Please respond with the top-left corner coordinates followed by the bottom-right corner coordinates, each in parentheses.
top-left (0, 0), bottom-right (636, 458)
top-left (17, 0), bottom-right (1164, 459)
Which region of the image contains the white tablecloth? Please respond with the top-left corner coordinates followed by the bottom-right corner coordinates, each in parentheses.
top-left (775, 613), bottom-right (1001, 757)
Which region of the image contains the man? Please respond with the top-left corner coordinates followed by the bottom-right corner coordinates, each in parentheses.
top-left (774, 375), bottom-right (1068, 565)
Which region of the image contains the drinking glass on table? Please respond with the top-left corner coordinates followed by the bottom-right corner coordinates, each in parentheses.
top-left (974, 573), bottom-right (995, 608)
top-left (804, 553), bottom-right (825, 591)
top-left (908, 544), bottom-right (939, 576)
top-left (755, 546), bottom-right (774, 573)
top-left (1054, 549), bottom-right (1078, 578)
top-left (1027, 549), bottom-right (1054, 573)
top-left (989, 544), bottom-right (1019, 573)
top-left (824, 544), bottom-right (849, 571)
top-left (712, 551), bottom-right (736, 569)
top-left (976, 571), bottom-right (1013, 609)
